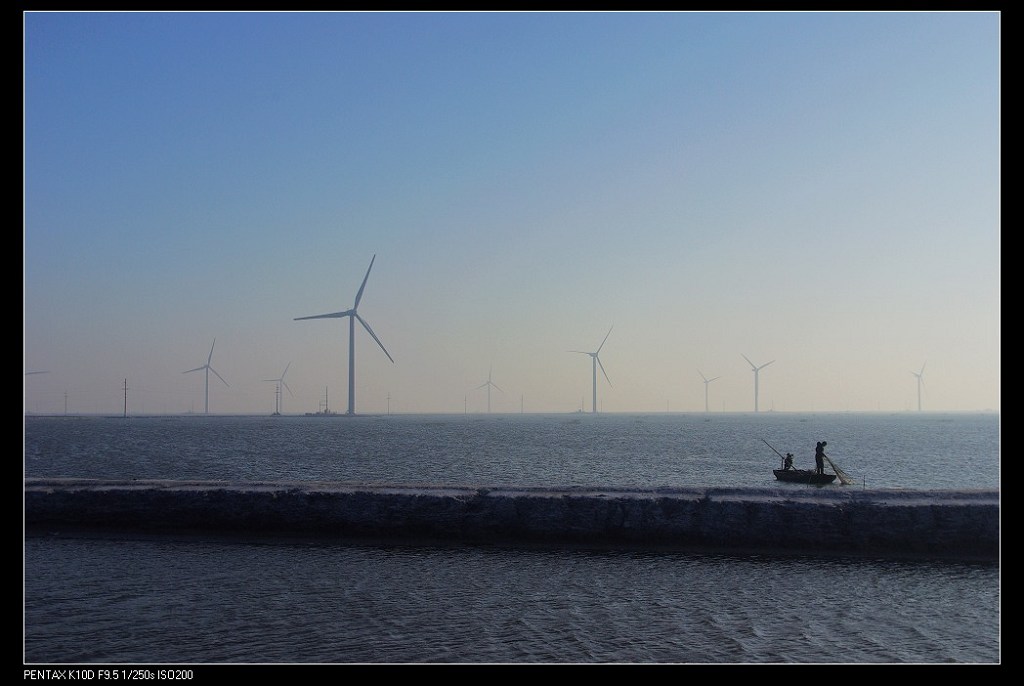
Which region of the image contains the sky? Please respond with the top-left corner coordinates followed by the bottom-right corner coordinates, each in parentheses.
top-left (23, 11), bottom-right (1000, 416)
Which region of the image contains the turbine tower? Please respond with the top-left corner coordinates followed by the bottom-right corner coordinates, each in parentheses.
top-left (262, 362), bottom-right (294, 415)
top-left (911, 362), bottom-right (926, 411)
top-left (475, 366), bottom-right (503, 413)
top-left (698, 370), bottom-right (720, 413)
top-left (570, 326), bottom-right (613, 414)
top-left (183, 338), bottom-right (229, 414)
top-left (295, 254), bottom-right (394, 416)
top-left (741, 354), bottom-right (774, 413)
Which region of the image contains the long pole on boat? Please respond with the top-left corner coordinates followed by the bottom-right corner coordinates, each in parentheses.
top-left (761, 438), bottom-right (787, 468)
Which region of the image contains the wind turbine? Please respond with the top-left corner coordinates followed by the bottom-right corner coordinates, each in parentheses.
top-left (183, 338), bottom-right (229, 415)
top-left (295, 254), bottom-right (394, 416)
top-left (742, 354), bottom-right (774, 413)
top-left (698, 370), bottom-right (720, 413)
top-left (911, 362), bottom-right (926, 411)
top-left (570, 326), bottom-right (613, 414)
top-left (262, 362), bottom-right (294, 415)
top-left (475, 366), bottom-right (503, 413)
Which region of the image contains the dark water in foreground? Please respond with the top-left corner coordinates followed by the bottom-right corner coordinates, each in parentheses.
top-left (23, 413), bottom-right (1000, 664)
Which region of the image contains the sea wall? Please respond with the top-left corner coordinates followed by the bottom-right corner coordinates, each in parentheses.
top-left (24, 478), bottom-right (1000, 560)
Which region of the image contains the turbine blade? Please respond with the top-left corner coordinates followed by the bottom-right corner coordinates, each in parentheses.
top-left (741, 354), bottom-right (755, 369)
top-left (353, 254), bottom-right (376, 310)
top-left (356, 313), bottom-right (395, 363)
top-left (282, 380), bottom-right (295, 398)
top-left (281, 362), bottom-right (291, 379)
top-left (709, 376), bottom-right (721, 383)
top-left (183, 366), bottom-right (205, 374)
top-left (207, 339), bottom-right (216, 364)
top-left (476, 382), bottom-right (489, 390)
top-left (209, 366), bottom-right (229, 387)
top-left (760, 360), bottom-right (775, 370)
top-left (492, 383), bottom-right (504, 393)
top-left (698, 370), bottom-right (707, 382)
top-left (294, 310), bottom-right (351, 320)
top-left (597, 356), bottom-right (612, 387)
top-left (596, 325), bottom-right (613, 354)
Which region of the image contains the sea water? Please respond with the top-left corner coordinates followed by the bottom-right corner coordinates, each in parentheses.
top-left (23, 412), bottom-right (1000, 664)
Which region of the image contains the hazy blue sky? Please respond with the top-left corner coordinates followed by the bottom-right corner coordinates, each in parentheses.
top-left (24, 11), bottom-right (1000, 415)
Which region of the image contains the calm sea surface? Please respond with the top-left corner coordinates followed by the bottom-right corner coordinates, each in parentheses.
top-left (23, 412), bottom-right (1001, 665)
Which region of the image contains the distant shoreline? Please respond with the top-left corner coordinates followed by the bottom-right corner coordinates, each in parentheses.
top-left (23, 410), bottom-right (1002, 419)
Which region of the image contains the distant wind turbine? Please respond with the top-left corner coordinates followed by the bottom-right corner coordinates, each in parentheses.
top-left (476, 366), bottom-right (503, 413)
top-left (262, 362), bottom-right (294, 415)
top-left (742, 354), bottom-right (774, 413)
top-left (294, 254), bottom-right (394, 416)
top-left (183, 338), bottom-right (229, 414)
top-left (571, 326), bottom-right (613, 414)
top-left (911, 362), bottom-right (926, 411)
top-left (698, 370), bottom-right (720, 413)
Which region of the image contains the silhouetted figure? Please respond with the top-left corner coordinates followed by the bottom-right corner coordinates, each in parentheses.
top-left (814, 441), bottom-right (827, 475)
top-left (784, 453), bottom-right (794, 470)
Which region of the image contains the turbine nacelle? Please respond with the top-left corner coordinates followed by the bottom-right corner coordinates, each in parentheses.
top-left (742, 354), bottom-right (774, 372)
top-left (698, 370), bottom-right (721, 384)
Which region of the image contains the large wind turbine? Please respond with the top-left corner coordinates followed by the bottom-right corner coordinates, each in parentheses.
top-left (476, 366), bottom-right (503, 413)
top-left (571, 326), bottom-right (613, 414)
top-left (742, 354), bottom-right (774, 413)
top-left (262, 362), bottom-right (294, 415)
top-left (183, 338), bottom-right (229, 415)
top-left (911, 362), bottom-right (926, 411)
top-left (295, 254), bottom-right (394, 416)
top-left (698, 370), bottom-right (720, 413)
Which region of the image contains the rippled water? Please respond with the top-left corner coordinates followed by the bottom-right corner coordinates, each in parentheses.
top-left (24, 412), bottom-right (1000, 490)
top-left (23, 412), bottom-right (1001, 665)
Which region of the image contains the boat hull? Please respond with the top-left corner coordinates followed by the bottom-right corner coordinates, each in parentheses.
top-left (773, 469), bottom-right (836, 485)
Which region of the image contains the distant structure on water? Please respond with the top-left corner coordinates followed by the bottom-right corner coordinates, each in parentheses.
top-left (295, 254), bottom-right (393, 416)
top-left (262, 362), bottom-right (294, 416)
top-left (912, 362), bottom-right (926, 411)
top-left (305, 386), bottom-right (337, 416)
top-left (698, 370), bottom-right (720, 413)
top-left (742, 354), bottom-right (773, 413)
top-left (183, 338), bottom-right (229, 415)
top-left (570, 326), bottom-right (613, 414)
top-left (475, 367), bottom-right (503, 413)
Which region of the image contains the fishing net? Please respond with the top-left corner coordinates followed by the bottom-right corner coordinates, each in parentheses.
top-left (823, 454), bottom-right (856, 485)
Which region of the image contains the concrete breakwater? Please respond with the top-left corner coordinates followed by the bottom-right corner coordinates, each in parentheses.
top-left (24, 478), bottom-right (999, 560)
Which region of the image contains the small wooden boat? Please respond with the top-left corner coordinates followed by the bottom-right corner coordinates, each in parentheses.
top-left (773, 468), bottom-right (836, 485)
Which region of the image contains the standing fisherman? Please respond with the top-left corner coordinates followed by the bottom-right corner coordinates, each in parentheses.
top-left (814, 441), bottom-right (827, 475)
